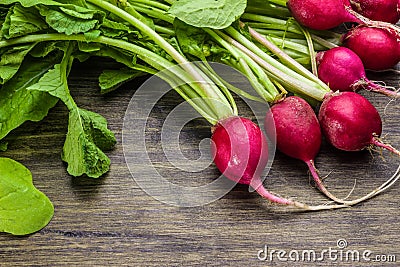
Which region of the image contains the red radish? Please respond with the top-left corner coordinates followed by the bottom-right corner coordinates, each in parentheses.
top-left (316, 47), bottom-right (400, 98)
top-left (319, 91), bottom-right (400, 155)
top-left (265, 96), bottom-right (367, 205)
top-left (287, 0), bottom-right (360, 30)
top-left (342, 26), bottom-right (400, 71)
top-left (318, 92), bottom-right (400, 204)
top-left (266, 96), bottom-right (399, 205)
top-left (211, 116), bottom-right (346, 210)
top-left (268, 97), bottom-right (322, 164)
top-left (349, 0), bottom-right (400, 24)
top-left (287, 0), bottom-right (400, 37)
top-left (211, 116), bottom-right (268, 186)
top-left (267, 96), bottom-right (338, 202)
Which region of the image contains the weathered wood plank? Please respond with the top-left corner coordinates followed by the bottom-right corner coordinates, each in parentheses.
top-left (0, 58), bottom-right (399, 267)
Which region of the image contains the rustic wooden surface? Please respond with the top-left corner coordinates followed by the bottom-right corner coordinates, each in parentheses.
top-left (0, 58), bottom-right (399, 267)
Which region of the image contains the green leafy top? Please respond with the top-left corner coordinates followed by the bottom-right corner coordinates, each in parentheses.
top-left (27, 43), bottom-right (116, 178)
top-left (0, 157), bottom-right (54, 235)
top-left (169, 0), bottom-right (247, 29)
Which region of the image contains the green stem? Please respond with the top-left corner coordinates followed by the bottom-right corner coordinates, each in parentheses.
top-left (204, 28), bottom-right (280, 102)
top-left (266, 0), bottom-right (288, 6)
top-left (131, 3), bottom-right (174, 24)
top-left (195, 62), bottom-right (238, 115)
top-left (87, 0), bottom-right (234, 120)
top-left (154, 25), bottom-right (175, 36)
top-left (216, 30), bottom-right (328, 101)
top-left (226, 26), bottom-right (328, 91)
top-left (154, 68), bottom-right (218, 124)
top-left (60, 42), bottom-right (77, 111)
top-left (130, 0), bottom-right (170, 11)
top-left (241, 14), bottom-right (303, 35)
top-left (268, 36), bottom-right (309, 54)
top-left (310, 34), bottom-right (339, 49)
top-left (87, 0), bottom-right (183, 67)
top-left (248, 28), bottom-right (304, 39)
top-left (244, 23), bottom-right (323, 85)
top-left (245, 5), bottom-right (291, 19)
top-left (300, 27), bottom-right (318, 77)
top-left (201, 62), bottom-right (265, 103)
top-left (0, 33), bottom-right (224, 121)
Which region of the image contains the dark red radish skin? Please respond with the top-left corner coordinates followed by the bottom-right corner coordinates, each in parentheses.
top-left (211, 116), bottom-right (346, 210)
top-left (287, 0), bottom-right (400, 38)
top-left (267, 96), bottom-right (400, 205)
top-left (287, 0), bottom-right (360, 30)
top-left (350, 0), bottom-right (400, 24)
top-left (316, 47), bottom-right (400, 98)
top-left (268, 97), bottom-right (321, 163)
top-left (211, 116), bottom-right (268, 185)
top-left (267, 96), bottom-right (350, 204)
top-left (317, 92), bottom-right (400, 204)
top-left (342, 26), bottom-right (400, 71)
top-left (319, 92), bottom-right (400, 156)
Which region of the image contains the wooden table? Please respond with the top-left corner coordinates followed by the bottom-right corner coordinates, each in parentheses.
top-left (1, 58), bottom-right (399, 267)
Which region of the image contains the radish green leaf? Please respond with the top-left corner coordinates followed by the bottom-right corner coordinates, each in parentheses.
top-left (0, 158), bottom-right (54, 236)
top-left (169, 0), bottom-right (247, 29)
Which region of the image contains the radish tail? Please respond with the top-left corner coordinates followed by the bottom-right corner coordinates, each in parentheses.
top-left (345, 6), bottom-right (400, 39)
top-left (250, 179), bottom-right (348, 211)
top-left (372, 137), bottom-right (400, 156)
top-left (363, 80), bottom-right (400, 98)
top-left (305, 160), bottom-right (347, 203)
top-left (305, 158), bottom-right (400, 206)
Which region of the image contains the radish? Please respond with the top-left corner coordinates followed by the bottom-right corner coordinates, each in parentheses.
top-left (316, 47), bottom-right (400, 98)
top-left (286, 0), bottom-right (360, 30)
top-left (267, 95), bottom-right (400, 205)
top-left (318, 91), bottom-right (400, 154)
top-left (349, 0), bottom-right (400, 24)
top-left (267, 96), bottom-right (339, 202)
top-left (342, 26), bottom-right (400, 71)
top-left (266, 96), bottom-right (375, 205)
top-left (286, 0), bottom-right (400, 37)
top-left (211, 116), bottom-right (346, 210)
top-left (211, 116), bottom-right (268, 186)
top-left (317, 92), bottom-right (400, 203)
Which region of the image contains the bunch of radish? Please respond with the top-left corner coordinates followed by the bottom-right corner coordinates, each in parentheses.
top-left (248, 0), bottom-right (400, 205)
top-left (287, 0), bottom-right (400, 73)
top-left (87, 0), bottom-right (400, 210)
top-left (167, 0), bottom-right (400, 209)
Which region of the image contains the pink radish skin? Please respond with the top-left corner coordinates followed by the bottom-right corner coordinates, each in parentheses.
top-left (316, 47), bottom-right (400, 98)
top-left (319, 92), bottom-right (400, 155)
top-left (267, 96), bottom-right (352, 204)
top-left (287, 0), bottom-right (400, 38)
top-left (342, 26), bottom-right (400, 71)
top-left (317, 92), bottom-right (400, 204)
top-left (268, 97), bottom-right (322, 163)
top-left (287, 0), bottom-right (360, 30)
top-left (350, 0), bottom-right (400, 24)
top-left (267, 96), bottom-right (400, 205)
top-left (211, 116), bottom-right (268, 186)
top-left (211, 116), bottom-right (346, 210)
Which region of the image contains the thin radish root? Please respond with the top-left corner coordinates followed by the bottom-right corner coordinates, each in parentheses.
top-left (251, 180), bottom-right (349, 211)
top-left (354, 79), bottom-right (400, 98)
top-left (372, 136), bottom-right (400, 157)
top-left (344, 6), bottom-right (400, 39)
top-left (306, 159), bottom-right (400, 206)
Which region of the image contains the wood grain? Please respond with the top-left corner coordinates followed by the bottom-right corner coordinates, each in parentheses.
top-left (0, 58), bottom-right (399, 267)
